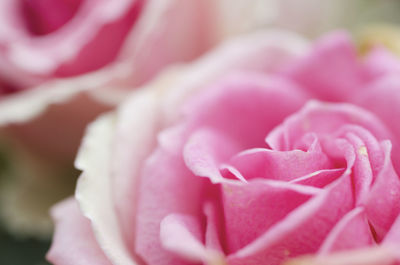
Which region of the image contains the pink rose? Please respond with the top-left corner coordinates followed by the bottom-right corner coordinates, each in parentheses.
top-left (48, 30), bottom-right (400, 265)
top-left (0, 0), bottom-right (143, 90)
top-left (0, 0), bottom-right (221, 237)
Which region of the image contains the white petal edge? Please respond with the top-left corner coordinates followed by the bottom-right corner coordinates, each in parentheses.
top-left (75, 113), bottom-right (137, 265)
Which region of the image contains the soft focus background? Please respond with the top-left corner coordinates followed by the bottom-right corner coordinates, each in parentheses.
top-left (1, 0), bottom-right (400, 264)
top-left (0, 227), bottom-right (50, 265)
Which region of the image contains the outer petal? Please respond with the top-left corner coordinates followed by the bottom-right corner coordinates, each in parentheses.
top-left (46, 198), bottom-right (112, 265)
top-left (74, 114), bottom-right (136, 265)
top-left (363, 48), bottom-right (400, 78)
top-left (353, 75), bottom-right (400, 171)
top-left (354, 75), bottom-right (400, 147)
top-left (284, 32), bottom-right (367, 101)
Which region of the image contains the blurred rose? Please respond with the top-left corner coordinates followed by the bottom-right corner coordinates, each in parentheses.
top-left (47, 30), bottom-right (400, 265)
top-left (0, 0), bottom-right (143, 90)
top-left (0, 0), bottom-right (224, 238)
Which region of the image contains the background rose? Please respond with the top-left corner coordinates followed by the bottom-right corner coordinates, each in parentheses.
top-left (47, 30), bottom-right (400, 265)
top-left (0, 0), bottom-right (219, 239)
top-left (0, 0), bottom-right (143, 89)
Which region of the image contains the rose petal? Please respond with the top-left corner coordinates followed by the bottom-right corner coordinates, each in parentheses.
top-left (383, 213), bottom-right (400, 246)
top-left (267, 100), bottom-right (393, 152)
top-left (363, 47), bottom-right (400, 79)
top-left (354, 75), bottom-right (400, 171)
top-left (222, 179), bottom-right (320, 253)
top-left (160, 213), bottom-right (206, 262)
top-left (46, 198), bottom-right (112, 265)
top-left (75, 114), bottom-right (136, 265)
top-left (160, 213), bottom-right (225, 264)
top-left (340, 131), bottom-right (374, 204)
top-left (183, 128), bottom-right (241, 184)
top-left (183, 74), bottom-right (308, 151)
top-left (160, 30), bottom-right (309, 125)
top-left (365, 141), bottom-right (400, 240)
top-left (203, 200), bottom-right (225, 253)
top-left (226, 138), bottom-right (333, 182)
top-left (135, 141), bottom-right (205, 265)
top-left (290, 169), bottom-right (344, 188)
top-left (227, 173), bottom-right (354, 265)
top-left (318, 207), bottom-right (374, 254)
top-left (284, 31), bottom-right (367, 101)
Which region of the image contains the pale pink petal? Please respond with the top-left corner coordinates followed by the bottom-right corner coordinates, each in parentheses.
top-left (160, 213), bottom-right (205, 262)
top-left (290, 169), bottom-right (344, 188)
top-left (284, 31), bottom-right (367, 101)
top-left (318, 207), bottom-right (374, 254)
top-left (364, 47), bottom-right (400, 79)
top-left (267, 101), bottom-right (393, 152)
top-left (135, 145), bottom-right (205, 265)
top-left (227, 173), bottom-right (354, 265)
top-left (365, 141), bottom-right (400, 240)
top-left (183, 74), bottom-right (308, 150)
top-left (222, 179), bottom-right (320, 254)
top-left (355, 76), bottom-right (400, 140)
top-left (183, 128), bottom-right (241, 184)
top-left (354, 75), bottom-right (400, 170)
top-left (334, 125), bottom-right (385, 177)
top-left (160, 213), bottom-right (225, 264)
top-left (226, 139), bottom-right (333, 182)
top-left (46, 198), bottom-right (112, 265)
top-left (160, 30), bottom-right (309, 125)
top-left (203, 201), bottom-right (225, 253)
top-left (340, 131), bottom-right (374, 204)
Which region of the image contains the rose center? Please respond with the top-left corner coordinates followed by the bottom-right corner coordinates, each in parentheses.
top-left (20, 0), bottom-right (84, 36)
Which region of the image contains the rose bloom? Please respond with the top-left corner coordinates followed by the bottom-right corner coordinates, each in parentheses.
top-left (0, 0), bottom-right (223, 237)
top-left (47, 29), bottom-right (400, 265)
